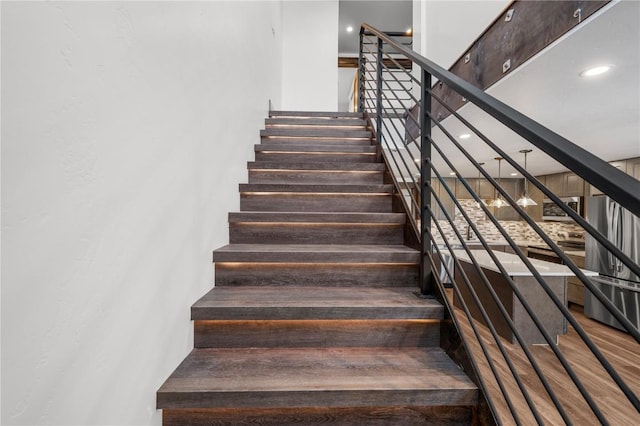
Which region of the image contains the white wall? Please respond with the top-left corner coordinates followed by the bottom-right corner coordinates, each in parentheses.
top-left (1, 1), bottom-right (282, 425)
top-left (282, 0), bottom-right (338, 111)
top-left (413, 0), bottom-right (510, 68)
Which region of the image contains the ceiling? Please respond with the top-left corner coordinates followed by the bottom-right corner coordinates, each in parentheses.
top-left (339, 0), bottom-right (640, 179)
top-left (338, 0), bottom-right (412, 55)
top-left (431, 0), bottom-right (640, 178)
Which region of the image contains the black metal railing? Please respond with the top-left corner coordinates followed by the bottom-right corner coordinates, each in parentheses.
top-left (359, 21), bottom-right (640, 425)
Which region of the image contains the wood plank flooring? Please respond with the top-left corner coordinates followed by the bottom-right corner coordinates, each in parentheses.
top-left (446, 288), bottom-right (640, 425)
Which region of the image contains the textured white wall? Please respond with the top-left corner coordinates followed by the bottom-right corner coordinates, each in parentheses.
top-left (282, 0), bottom-right (339, 111)
top-left (1, 1), bottom-right (282, 425)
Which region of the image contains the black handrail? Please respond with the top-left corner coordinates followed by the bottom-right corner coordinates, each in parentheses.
top-left (359, 21), bottom-right (640, 425)
top-left (361, 24), bottom-right (640, 218)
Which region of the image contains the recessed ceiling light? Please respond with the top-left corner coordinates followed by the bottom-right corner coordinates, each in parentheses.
top-left (510, 172), bottom-right (518, 176)
top-left (580, 65), bottom-right (612, 78)
top-left (459, 133), bottom-right (471, 139)
top-left (449, 172), bottom-right (456, 176)
top-left (406, 28), bottom-right (412, 35)
top-left (346, 26), bottom-right (354, 33)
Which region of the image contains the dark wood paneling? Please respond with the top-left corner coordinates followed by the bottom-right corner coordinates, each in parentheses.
top-left (229, 223), bottom-right (404, 245)
top-left (240, 193), bottom-right (392, 212)
top-left (194, 319), bottom-right (440, 348)
top-left (215, 263), bottom-right (419, 287)
top-left (254, 152), bottom-right (377, 163)
top-left (249, 169), bottom-right (384, 184)
top-left (212, 243), bottom-right (420, 264)
top-left (431, 0), bottom-right (610, 122)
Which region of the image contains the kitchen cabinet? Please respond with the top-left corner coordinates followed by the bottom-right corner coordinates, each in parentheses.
top-left (455, 178), bottom-right (474, 199)
top-left (590, 160), bottom-right (626, 196)
top-left (503, 245), bottom-right (528, 256)
top-left (626, 158), bottom-right (640, 181)
top-left (545, 173), bottom-right (564, 196)
top-left (492, 179), bottom-right (522, 221)
top-left (566, 253), bottom-right (586, 306)
top-left (430, 178), bottom-right (456, 221)
top-left (478, 178), bottom-right (497, 200)
top-left (564, 173), bottom-right (584, 197)
top-left (525, 175), bottom-right (545, 222)
top-left (545, 172), bottom-right (584, 197)
top-left (454, 178), bottom-right (496, 201)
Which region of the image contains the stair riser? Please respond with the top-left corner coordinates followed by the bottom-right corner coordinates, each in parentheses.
top-left (158, 389), bottom-right (477, 410)
top-left (240, 194), bottom-right (392, 212)
top-left (194, 320), bottom-right (439, 348)
top-left (261, 137), bottom-right (373, 146)
top-left (229, 223), bottom-right (404, 244)
top-left (228, 212), bottom-right (406, 224)
top-left (261, 129), bottom-right (372, 139)
top-left (215, 263), bottom-right (419, 287)
top-left (248, 170), bottom-right (384, 184)
top-left (265, 117), bottom-right (367, 126)
top-left (255, 152), bottom-right (377, 163)
top-left (163, 406), bottom-right (473, 426)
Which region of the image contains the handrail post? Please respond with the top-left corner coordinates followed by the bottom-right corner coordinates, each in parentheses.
top-left (358, 28), bottom-right (365, 113)
top-left (375, 37), bottom-right (383, 144)
top-left (420, 69), bottom-right (433, 295)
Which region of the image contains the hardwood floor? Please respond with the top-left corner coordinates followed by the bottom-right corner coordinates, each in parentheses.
top-left (445, 288), bottom-right (640, 425)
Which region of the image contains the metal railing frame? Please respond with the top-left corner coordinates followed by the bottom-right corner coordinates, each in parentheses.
top-left (359, 23), bottom-right (640, 425)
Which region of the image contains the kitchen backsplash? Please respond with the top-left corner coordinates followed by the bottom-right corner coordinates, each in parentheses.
top-left (432, 199), bottom-right (583, 245)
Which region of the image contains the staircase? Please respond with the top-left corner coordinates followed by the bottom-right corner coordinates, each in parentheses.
top-left (157, 111), bottom-right (478, 425)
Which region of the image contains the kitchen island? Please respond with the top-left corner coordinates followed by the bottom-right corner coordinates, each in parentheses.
top-left (449, 250), bottom-right (598, 345)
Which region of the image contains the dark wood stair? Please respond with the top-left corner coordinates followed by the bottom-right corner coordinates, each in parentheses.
top-left (228, 212), bottom-right (405, 244)
top-left (157, 111), bottom-right (478, 425)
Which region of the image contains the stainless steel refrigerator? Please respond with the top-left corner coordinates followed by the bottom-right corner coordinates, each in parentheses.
top-left (585, 196), bottom-right (640, 332)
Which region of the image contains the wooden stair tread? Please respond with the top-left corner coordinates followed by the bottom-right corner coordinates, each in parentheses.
top-left (239, 183), bottom-right (393, 193)
top-left (248, 161), bottom-right (385, 171)
top-left (156, 347), bottom-right (478, 409)
top-left (270, 110), bottom-right (363, 118)
top-left (265, 117), bottom-right (367, 126)
top-left (192, 286), bottom-right (442, 320)
top-left (255, 144), bottom-right (376, 153)
top-left (228, 212), bottom-right (406, 224)
top-left (212, 244), bottom-right (419, 263)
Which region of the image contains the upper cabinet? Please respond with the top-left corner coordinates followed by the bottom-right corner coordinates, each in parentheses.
top-left (492, 179), bottom-right (522, 221)
top-left (626, 158), bottom-right (640, 181)
top-left (455, 178), bottom-right (495, 201)
top-left (590, 158), bottom-right (639, 196)
top-left (545, 172), bottom-right (584, 197)
top-left (564, 173), bottom-right (585, 197)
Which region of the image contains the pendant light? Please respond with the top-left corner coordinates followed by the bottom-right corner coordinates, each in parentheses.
top-left (516, 149), bottom-right (538, 207)
top-left (489, 157), bottom-right (509, 208)
top-left (475, 162), bottom-right (487, 208)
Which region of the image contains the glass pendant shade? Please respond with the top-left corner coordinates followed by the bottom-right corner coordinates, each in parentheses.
top-left (489, 196), bottom-right (509, 208)
top-left (516, 194), bottom-right (537, 207)
top-left (489, 157), bottom-right (507, 208)
top-left (516, 149), bottom-right (538, 207)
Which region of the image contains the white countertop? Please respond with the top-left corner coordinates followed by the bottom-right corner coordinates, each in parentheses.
top-left (433, 238), bottom-right (530, 247)
top-left (451, 250), bottom-right (598, 277)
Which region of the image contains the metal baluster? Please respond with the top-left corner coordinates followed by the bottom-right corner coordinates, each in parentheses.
top-left (420, 69), bottom-right (433, 295)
